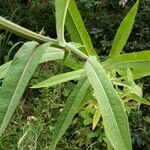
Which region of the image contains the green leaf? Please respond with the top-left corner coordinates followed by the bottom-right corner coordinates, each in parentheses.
top-left (108, 0), bottom-right (139, 58)
top-left (85, 57), bottom-right (131, 150)
top-left (132, 69), bottom-right (150, 79)
top-left (55, 0), bottom-right (70, 46)
top-left (31, 69), bottom-right (84, 88)
top-left (0, 16), bottom-right (57, 44)
top-left (103, 137), bottom-right (113, 150)
top-left (40, 47), bottom-right (64, 63)
top-left (103, 51), bottom-right (150, 72)
top-left (92, 108), bottom-right (101, 130)
top-left (61, 53), bottom-right (83, 70)
top-left (0, 41), bottom-right (49, 136)
top-left (68, 42), bottom-right (84, 49)
top-left (49, 77), bottom-right (90, 150)
top-left (0, 61), bottom-right (12, 80)
top-left (0, 47), bottom-right (64, 80)
top-left (126, 93), bottom-right (150, 105)
top-left (126, 68), bottom-right (137, 86)
top-left (126, 68), bottom-right (142, 97)
top-left (66, 0), bottom-right (97, 56)
top-left (66, 42), bottom-right (88, 60)
top-left (114, 68), bottom-right (150, 80)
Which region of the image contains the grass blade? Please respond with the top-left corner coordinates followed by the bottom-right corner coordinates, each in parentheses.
top-left (0, 42), bottom-right (50, 136)
top-left (49, 76), bottom-right (90, 149)
top-left (85, 57), bottom-right (131, 150)
top-left (108, 0), bottom-right (139, 58)
top-left (31, 69), bottom-right (84, 88)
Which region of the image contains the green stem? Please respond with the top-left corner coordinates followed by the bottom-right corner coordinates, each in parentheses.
top-left (0, 16), bottom-right (57, 44)
top-left (66, 43), bottom-right (88, 60)
top-left (0, 16), bottom-right (89, 61)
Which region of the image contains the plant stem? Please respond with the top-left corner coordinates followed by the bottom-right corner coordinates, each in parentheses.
top-left (0, 17), bottom-right (89, 60)
top-left (66, 43), bottom-right (88, 60)
top-left (0, 16), bottom-right (57, 44)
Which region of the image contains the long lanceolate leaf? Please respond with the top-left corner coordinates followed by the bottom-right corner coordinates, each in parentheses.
top-left (108, 0), bottom-right (139, 58)
top-left (66, 0), bottom-right (97, 56)
top-left (49, 77), bottom-right (90, 150)
top-left (85, 57), bottom-right (132, 150)
top-left (0, 47), bottom-right (64, 80)
top-left (103, 51), bottom-right (150, 73)
top-left (55, 0), bottom-right (70, 46)
top-left (31, 69), bottom-right (84, 88)
top-left (0, 42), bottom-right (50, 136)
